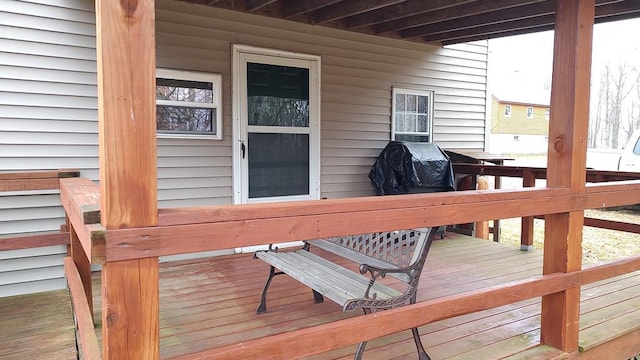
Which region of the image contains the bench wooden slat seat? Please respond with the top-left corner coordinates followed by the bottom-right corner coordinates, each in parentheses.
top-left (254, 228), bottom-right (437, 360)
top-left (255, 248), bottom-right (403, 309)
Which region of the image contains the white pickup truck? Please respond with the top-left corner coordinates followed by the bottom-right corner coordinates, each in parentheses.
top-left (618, 130), bottom-right (640, 171)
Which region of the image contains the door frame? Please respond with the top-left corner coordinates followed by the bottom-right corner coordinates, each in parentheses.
top-left (232, 44), bottom-right (321, 205)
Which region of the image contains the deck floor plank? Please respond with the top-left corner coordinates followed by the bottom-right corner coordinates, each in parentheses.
top-left (0, 289), bottom-right (76, 360)
top-left (4, 233), bottom-right (640, 359)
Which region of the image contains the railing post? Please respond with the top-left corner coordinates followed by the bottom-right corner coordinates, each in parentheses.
top-left (68, 217), bottom-right (94, 322)
top-left (520, 169), bottom-right (536, 251)
top-left (541, 0), bottom-right (594, 351)
top-left (96, 0), bottom-right (159, 358)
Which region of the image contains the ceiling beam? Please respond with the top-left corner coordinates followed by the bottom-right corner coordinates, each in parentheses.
top-left (344, 0), bottom-right (476, 29)
top-left (315, 0), bottom-right (407, 24)
top-left (282, 0), bottom-right (343, 19)
top-left (377, 0), bottom-right (547, 34)
top-left (423, 13), bottom-right (554, 43)
top-left (247, 0), bottom-right (278, 12)
top-left (439, 25), bottom-right (554, 45)
top-left (401, 1), bottom-right (556, 38)
top-left (436, 0), bottom-right (638, 45)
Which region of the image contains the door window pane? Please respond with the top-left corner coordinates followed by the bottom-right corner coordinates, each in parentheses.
top-left (248, 133), bottom-right (309, 198)
top-left (247, 63), bottom-right (309, 127)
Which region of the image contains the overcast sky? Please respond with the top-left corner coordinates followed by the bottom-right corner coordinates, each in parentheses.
top-left (487, 17), bottom-right (640, 102)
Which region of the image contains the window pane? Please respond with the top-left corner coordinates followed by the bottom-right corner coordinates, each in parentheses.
top-left (395, 134), bottom-right (430, 142)
top-left (395, 93), bottom-right (406, 111)
top-left (156, 78), bottom-right (213, 103)
top-left (418, 95), bottom-right (427, 113)
top-left (405, 114), bottom-right (417, 132)
top-left (418, 114), bottom-right (428, 132)
top-left (406, 94), bottom-right (417, 112)
top-left (247, 63), bottom-right (309, 127)
top-left (248, 133), bottom-right (309, 198)
top-left (157, 106), bottom-right (213, 133)
top-left (395, 113), bottom-right (405, 132)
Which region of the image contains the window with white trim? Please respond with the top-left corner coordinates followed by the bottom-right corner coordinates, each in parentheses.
top-left (504, 105), bottom-right (512, 117)
top-left (156, 68), bottom-right (222, 139)
top-left (391, 87), bottom-right (434, 143)
top-left (526, 107), bottom-right (534, 119)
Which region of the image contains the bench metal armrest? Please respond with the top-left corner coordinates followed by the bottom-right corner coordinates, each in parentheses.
top-left (359, 263), bottom-right (415, 300)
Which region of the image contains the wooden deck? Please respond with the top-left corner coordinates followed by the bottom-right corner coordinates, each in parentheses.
top-left (0, 289), bottom-right (77, 360)
top-left (3, 233), bottom-right (640, 359)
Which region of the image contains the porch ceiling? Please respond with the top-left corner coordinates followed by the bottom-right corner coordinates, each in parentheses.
top-left (181, 0), bottom-right (640, 45)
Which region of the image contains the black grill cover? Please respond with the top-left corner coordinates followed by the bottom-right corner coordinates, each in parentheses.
top-left (369, 141), bottom-right (455, 195)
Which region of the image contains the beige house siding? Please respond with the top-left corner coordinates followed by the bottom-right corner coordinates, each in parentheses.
top-left (489, 96), bottom-right (550, 154)
top-left (1, 0), bottom-right (488, 295)
top-left (491, 96), bottom-right (549, 135)
top-left (0, 0), bottom-right (96, 297)
top-left (157, 0), bottom-right (488, 199)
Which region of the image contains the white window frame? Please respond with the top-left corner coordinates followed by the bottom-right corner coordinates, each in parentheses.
top-left (504, 104), bottom-right (512, 117)
top-left (545, 108), bottom-right (550, 120)
top-left (527, 107), bottom-right (534, 119)
top-left (155, 68), bottom-right (223, 140)
top-left (391, 87), bottom-right (434, 143)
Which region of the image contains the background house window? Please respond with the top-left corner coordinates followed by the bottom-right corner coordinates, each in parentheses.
top-left (527, 107), bottom-right (534, 119)
top-left (546, 108), bottom-right (550, 120)
top-left (504, 105), bottom-right (512, 117)
top-left (156, 68), bottom-right (222, 139)
top-left (392, 87), bottom-right (434, 143)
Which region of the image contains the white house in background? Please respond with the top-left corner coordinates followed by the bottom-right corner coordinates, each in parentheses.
top-left (0, 0), bottom-right (489, 296)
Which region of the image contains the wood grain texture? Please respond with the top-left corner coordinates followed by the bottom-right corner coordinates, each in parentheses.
top-left (0, 169), bottom-right (80, 191)
top-left (96, 0), bottom-right (158, 230)
top-left (106, 183), bottom-right (640, 261)
top-left (95, 0), bottom-right (159, 358)
top-left (69, 220), bottom-right (94, 322)
top-left (8, 236), bottom-right (640, 359)
top-left (520, 169), bottom-right (536, 247)
top-left (541, 0), bottom-right (595, 351)
top-left (102, 258), bottom-right (159, 360)
top-left (59, 178), bottom-right (105, 263)
top-left (0, 290), bottom-right (77, 360)
top-left (64, 257), bottom-right (101, 360)
top-left (0, 231), bottom-right (69, 251)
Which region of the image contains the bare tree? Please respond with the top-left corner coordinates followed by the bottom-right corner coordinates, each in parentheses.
top-left (590, 62), bottom-right (637, 149)
top-left (621, 69), bottom-right (640, 144)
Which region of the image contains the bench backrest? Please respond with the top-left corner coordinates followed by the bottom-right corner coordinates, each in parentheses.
top-left (310, 227), bottom-right (436, 283)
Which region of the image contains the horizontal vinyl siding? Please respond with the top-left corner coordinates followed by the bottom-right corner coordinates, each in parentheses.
top-left (0, 0), bottom-right (97, 297)
top-left (157, 0), bottom-right (487, 199)
top-left (1, 0), bottom-right (487, 295)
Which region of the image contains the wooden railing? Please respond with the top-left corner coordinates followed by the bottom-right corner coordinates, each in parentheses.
top-left (60, 175), bottom-right (640, 359)
top-left (0, 169), bottom-right (101, 359)
top-left (0, 169), bottom-right (79, 251)
top-left (454, 163), bottom-right (640, 249)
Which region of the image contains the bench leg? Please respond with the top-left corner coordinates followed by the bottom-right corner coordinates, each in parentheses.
top-left (410, 294), bottom-right (431, 360)
top-left (411, 327), bottom-right (430, 360)
top-left (354, 341), bottom-right (368, 360)
top-left (257, 265), bottom-right (284, 314)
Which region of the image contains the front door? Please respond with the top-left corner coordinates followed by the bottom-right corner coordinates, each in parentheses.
top-left (232, 45), bottom-right (320, 250)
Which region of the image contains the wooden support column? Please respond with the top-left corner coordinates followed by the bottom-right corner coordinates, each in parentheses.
top-left (520, 169), bottom-right (535, 251)
top-left (541, 0), bottom-right (594, 352)
top-left (95, 0), bottom-right (159, 359)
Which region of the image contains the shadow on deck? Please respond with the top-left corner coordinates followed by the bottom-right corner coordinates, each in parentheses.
top-left (2, 233), bottom-right (640, 359)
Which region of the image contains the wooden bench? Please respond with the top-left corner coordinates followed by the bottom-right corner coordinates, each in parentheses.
top-left (254, 227), bottom-right (437, 360)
